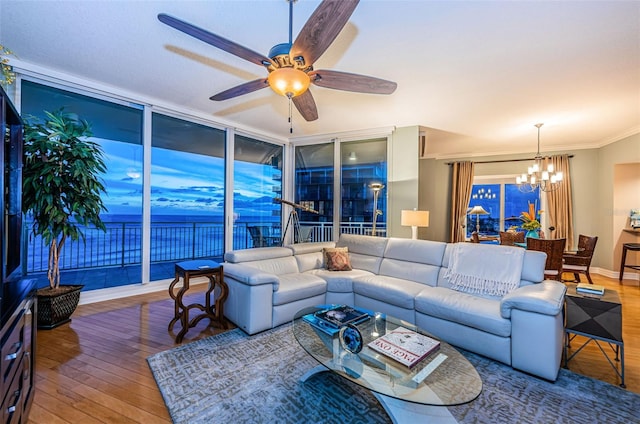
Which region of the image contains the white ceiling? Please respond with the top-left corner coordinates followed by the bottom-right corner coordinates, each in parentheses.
top-left (1, 0), bottom-right (639, 158)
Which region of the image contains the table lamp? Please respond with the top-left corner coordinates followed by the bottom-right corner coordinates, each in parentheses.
top-left (401, 209), bottom-right (430, 240)
top-left (468, 205), bottom-right (489, 233)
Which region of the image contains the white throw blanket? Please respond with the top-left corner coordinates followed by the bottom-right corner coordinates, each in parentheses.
top-left (445, 243), bottom-right (525, 296)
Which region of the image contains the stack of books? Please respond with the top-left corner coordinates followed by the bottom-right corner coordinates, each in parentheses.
top-left (576, 283), bottom-right (605, 296)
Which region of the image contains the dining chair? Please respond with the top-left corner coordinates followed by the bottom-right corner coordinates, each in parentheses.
top-left (499, 231), bottom-right (525, 246)
top-left (562, 234), bottom-right (598, 284)
top-left (526, 238), bottom-right (567, 281)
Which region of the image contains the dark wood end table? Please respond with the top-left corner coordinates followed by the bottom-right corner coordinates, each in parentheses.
top-left (168, 259), bottom-right (228, 343)
top-left (564, 284), bottom-right (625, 387)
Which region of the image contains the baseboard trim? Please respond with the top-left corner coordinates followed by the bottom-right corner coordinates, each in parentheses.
top-left (78, 276), bottom-right (210, 305)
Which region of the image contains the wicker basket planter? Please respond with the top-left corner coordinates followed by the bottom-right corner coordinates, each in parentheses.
top-left (36, 285), bottom-right (84, 329)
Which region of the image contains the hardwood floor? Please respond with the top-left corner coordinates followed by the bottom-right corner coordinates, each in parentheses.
top-left (27, 274), bottom-right (639, 423)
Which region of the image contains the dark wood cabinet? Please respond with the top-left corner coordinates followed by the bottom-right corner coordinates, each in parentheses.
top-left (1, 294), bottom-right (35, 423)
top-left (1, 86), bottom-right (35, 423)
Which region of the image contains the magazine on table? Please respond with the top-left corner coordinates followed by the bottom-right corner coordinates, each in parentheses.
top-left (314, 305), bottom-right (370, 328)
top-left (302, 313), bottom-right (341, 336)
top-left (367, 327), bottom-right (440, 369)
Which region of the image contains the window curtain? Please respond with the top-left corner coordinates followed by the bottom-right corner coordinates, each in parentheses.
top-left (545, 154), bottom-right (574, 249)
top-left (449, 161), bottom-right (475, 242)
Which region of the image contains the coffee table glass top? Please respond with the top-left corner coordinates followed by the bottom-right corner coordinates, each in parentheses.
top-left (293, 305), bottom-right (482, 406)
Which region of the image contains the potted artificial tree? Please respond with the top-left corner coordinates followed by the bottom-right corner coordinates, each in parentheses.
top-left (23, 109), bottom-right (108, 329)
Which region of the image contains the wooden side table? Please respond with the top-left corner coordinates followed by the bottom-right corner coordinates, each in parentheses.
top-left (563, 284), bottom-right (625, 387)
top-left (168, 259), bottom-right (228, 343)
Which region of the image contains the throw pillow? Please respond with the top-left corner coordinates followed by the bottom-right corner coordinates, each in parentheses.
top-left (323, 247), bottom-right (352, 271)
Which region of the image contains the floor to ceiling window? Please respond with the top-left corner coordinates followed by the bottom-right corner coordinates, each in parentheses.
top-left (150, 113), bottom-right (226, 280)
top-left (295, 143), bottom-right (335, 242)
top-left (294, 138), bottom-right (388, 242)
top-left (21, 80), bottom-right (144, 290)
top-left (340, 139), bottom-right (387, 237)
top-left (233, 134), bottom-right (283, 248)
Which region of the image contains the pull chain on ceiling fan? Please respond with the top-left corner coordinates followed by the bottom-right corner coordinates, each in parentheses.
top-left (158, 0), bottom-right (397, 131)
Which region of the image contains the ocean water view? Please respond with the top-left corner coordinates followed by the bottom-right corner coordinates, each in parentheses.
top-left (24, 213), bottom-right (381, 291)
top-left (24, 214), bottom-right (279, 273)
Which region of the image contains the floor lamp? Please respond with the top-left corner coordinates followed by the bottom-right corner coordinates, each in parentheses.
top-left (468, 205), bottom-right (489, 233)
top-left (401, 210), bottom-right (430, 240)
top-left (369, 183), bottom-right (384, 236)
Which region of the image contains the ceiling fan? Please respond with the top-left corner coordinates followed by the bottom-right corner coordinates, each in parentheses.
top-left (158, 0), bottom-right (397, 123)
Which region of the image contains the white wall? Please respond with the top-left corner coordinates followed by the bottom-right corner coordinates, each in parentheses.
top-left (388, 126), bottom-right (420, 238)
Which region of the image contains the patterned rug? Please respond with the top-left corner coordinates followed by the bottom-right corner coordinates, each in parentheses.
top-left (147, 324), bottom-right (639, 424)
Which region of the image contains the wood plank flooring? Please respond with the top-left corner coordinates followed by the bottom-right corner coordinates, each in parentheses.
top-left (27, 274), bottom-right (639, 423)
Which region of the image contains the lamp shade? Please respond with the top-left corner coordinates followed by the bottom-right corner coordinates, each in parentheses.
top-left (401, 210), bottom-right (430, 227)
top-left (468, 205), bottom-right (489, 215)
top-left (267, 67), bottom-right (311, 97)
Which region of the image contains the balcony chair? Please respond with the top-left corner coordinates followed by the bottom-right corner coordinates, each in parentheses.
top-left (526, 237), bottom-right (566, 281)
top-left (499, 231), bottom-right (525, 246)
top-left (562, 234), bottom-right (598, 284)
top-left (248, 226), bottom-right (280, 248)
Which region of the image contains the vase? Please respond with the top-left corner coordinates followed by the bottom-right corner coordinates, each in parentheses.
top-left (526, 230), bottom-right (539, 239)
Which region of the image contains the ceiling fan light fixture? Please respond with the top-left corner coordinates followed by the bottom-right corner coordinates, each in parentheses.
top-left (267, 67), bottom-right (310, 98)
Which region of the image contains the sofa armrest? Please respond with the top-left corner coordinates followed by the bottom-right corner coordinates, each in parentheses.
top-left (223, 263), bottom-right (280, 290)
top-left (500, 281), bottom-right (566, 318)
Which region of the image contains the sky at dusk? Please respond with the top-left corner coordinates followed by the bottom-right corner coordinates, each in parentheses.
top-left (98, 139), bottom-right (280, 220)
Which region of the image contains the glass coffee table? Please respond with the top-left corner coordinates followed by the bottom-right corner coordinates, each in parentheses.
top-left (293, 306), bottom-right (482, 423)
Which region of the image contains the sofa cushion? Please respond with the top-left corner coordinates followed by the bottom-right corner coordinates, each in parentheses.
top-left (336, 234), bottom-right (388, 273)
top-left (379, 259), bottom-right (440, 286)
top-left (383, 238), bottom-right (447, 266)
top-left (415, 286), bottom-right (511, 337)
top-left (323, 247), bottom-right (352, 271)
top-left (241, 256), bottom-right (300, 276)
top-left (288, 241), bottom-right (336, 255)
top-left (272, 273), bottom-right (327, 306)
top-left (307, 268), bottom-right (374, 293)
top-left (295, 251), bottom-right (324, 273)
top-left (337, 234), bottom-right (389, 256)
top-left (224, 246), bottom-right (292, 263)
top-left (353, 275), bottom-right (427, 309)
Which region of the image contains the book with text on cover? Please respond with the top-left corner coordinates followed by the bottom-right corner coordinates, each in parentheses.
top-left (368, 328), bottom-right (440, 369)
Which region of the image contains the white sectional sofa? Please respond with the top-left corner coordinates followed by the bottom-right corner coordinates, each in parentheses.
top-left (222, 234), bottom-right (567, 381)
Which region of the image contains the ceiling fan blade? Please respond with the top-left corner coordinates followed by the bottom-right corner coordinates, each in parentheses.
top-left (290, 0), bottom-right (359, 66)
top-left (310, 70), bottom-right (397, 94)
top-left (292, 90), bottom-right (319, 122)
top-left (158, 13), bottom-right (273, 67)
top-left (210, 78), bottom-right (270, 101)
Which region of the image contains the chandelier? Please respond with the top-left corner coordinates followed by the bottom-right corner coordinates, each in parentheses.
top-left (516, 123), bottom-right (563, 192)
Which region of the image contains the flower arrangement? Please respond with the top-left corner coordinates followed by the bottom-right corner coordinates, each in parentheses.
top-left (520, 202), bottom-right (542, 231)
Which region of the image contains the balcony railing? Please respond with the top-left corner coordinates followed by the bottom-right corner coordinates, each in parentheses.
top-left (23, 220), bottom-right (386, 274)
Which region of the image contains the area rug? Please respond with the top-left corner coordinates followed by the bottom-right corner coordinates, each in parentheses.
top-left (147, 324), bottom-right (639, 424)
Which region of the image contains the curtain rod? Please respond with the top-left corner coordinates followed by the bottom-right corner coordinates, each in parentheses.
top-left (446, 155), bottom-right (573, 165)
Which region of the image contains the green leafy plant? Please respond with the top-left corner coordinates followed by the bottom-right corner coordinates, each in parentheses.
top-left (0, 44), bottom-right (16, 88)
top-left (23, 109), bottom-right (108, 291)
